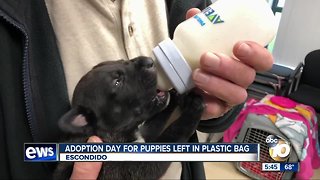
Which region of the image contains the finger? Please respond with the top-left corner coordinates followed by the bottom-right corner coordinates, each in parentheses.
top-left (233, 41), bottom-right (274, 72)
top-left (186, 8), bottom-right (201, 19)
top-left (199, 52), bottom-right (256, 88)
top-left (199, 93), bottom-right (233, 120)
top-left (70, 136), bottom-right (103, 180)
top-left (193, 69), bottom-right (248, 105)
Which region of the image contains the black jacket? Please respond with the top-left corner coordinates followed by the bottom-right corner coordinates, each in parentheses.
top-left (0, 0), bottom-right (242, 179)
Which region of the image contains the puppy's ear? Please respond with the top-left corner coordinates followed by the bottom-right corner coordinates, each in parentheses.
top-left (58, 106), bottom-right (96, 134)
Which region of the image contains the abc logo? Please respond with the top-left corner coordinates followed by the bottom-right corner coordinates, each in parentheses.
top-left (266, 135), bottom-right (290, 162)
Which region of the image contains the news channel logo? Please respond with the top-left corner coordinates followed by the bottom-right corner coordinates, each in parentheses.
top-left (265, 135), bottom-right (291, 162)
top-left (24, 143), bottom-right (58, 162)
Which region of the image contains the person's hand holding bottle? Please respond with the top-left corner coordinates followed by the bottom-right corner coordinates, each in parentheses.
top-left (186, 8), bottom-right (273, 120)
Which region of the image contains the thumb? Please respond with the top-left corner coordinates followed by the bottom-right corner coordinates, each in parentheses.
top-left (186, 8), bottom-right (201, 19)
top-left (70, 136), bottom-right (103, 180)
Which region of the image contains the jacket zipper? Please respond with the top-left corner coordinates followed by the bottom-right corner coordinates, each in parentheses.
top-left (0, 10), bottom-right (38, 141)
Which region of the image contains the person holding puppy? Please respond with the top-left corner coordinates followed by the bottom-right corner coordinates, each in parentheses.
top-left (0, 0), bottom-right (273, 179)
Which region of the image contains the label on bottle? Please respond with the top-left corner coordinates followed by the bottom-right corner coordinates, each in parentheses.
top-left (194, 15), bottom-right (206, 26)
top-left (203, 7), bottom-right (224, 24)
top-left (195, 7), bottom-right (225, 26)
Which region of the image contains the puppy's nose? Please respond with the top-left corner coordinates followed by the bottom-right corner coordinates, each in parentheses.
top-left (137, 57), bottom-right (154, 69)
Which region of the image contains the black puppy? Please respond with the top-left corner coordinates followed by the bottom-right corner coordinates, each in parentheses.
top-left (54, 56), bottom-right (204, 179)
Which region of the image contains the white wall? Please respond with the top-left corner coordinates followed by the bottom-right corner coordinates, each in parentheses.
top-left (272, 0), bottom-right (320, 69)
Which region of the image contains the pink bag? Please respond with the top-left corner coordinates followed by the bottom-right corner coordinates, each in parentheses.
top-left (224, 95), bottom-right (320, 179)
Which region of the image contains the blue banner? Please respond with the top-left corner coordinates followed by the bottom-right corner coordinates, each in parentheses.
top-left (59, 143), bottom-right (259, 153)
top-left (280, 162), bottom-right (299, 172)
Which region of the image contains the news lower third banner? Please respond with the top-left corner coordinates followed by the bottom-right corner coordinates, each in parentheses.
top-left (24, 143), bottom-right (259, 162)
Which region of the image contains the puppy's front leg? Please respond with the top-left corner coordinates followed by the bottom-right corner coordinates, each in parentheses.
top-left (141, 91), bottom-right (179, 142)
top-left (156, 92), bottom-right (204, 142)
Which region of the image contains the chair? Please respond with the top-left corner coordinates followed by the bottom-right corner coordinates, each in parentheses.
top-left (247, 63), bottom-right (303, 100)
top-left (288, 49), bottom-right (320, 113)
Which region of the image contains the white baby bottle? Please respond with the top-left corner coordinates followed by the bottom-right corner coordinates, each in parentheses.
top-left (153, 0), bottom-right (277, 94)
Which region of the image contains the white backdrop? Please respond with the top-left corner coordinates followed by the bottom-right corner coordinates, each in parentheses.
top-left (210, 0), bottom-right (320, 69)
top-left (272, 0), bottom-right (320, 69)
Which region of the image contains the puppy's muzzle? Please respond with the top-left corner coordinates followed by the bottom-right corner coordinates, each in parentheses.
top-left (134, 57), bottom-right (170, 111)
top-left (135, 57), bottom-right (154, 69)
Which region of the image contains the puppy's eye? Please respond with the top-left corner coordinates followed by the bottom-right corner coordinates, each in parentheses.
top-left (111, 70), bottom-right (124, 87)
top-left (113, 78), bottom-right (122, 87)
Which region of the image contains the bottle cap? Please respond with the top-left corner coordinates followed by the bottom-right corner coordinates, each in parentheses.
top-left (153, 39), bottom-right (194, 94)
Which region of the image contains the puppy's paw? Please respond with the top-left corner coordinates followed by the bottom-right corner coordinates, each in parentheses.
top-left (167, 89), bottom-right (179, 107)
top-left (180, 91), bottom-right (205, 115)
